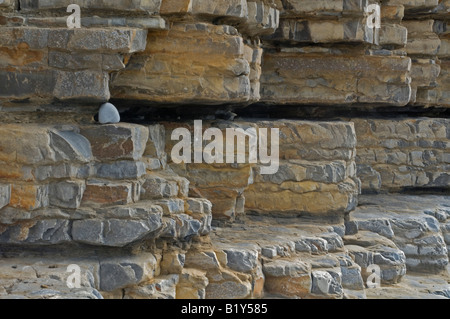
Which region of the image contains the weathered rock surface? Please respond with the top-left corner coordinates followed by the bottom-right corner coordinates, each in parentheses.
top-left (353, 118), bottom-right (450, 193)
top-left (0, 0), bottom-right (449, 301)
top-left (165, 119), bottom-right (359, 223)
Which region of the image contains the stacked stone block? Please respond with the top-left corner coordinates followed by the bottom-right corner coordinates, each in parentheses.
top-left (354, 118), bottom-right (450, 193)
top-left (164, 120), bottom-right (359, 224)
top-left (260, 0), bottom-right (412, 106)
top-left (0, 0), bottom-right (449, 300)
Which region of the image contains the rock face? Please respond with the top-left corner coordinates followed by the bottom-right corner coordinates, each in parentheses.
top-left (354, 118), bottom-right (450, 193)
top-left (0, 0), bottom-right (449, 300)
top-left (165, 120), bottom-right (358, 223)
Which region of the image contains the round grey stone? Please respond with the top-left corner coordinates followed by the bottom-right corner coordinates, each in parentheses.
top-left (98, 103), bottom-right (120, 124)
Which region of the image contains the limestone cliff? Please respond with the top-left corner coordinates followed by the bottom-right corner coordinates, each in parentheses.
top-left (0, 0), bottom-right (449, 299)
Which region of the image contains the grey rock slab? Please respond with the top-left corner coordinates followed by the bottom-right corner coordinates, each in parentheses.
top-left (346, 245), bottom-right (374, 268)
top-left (153, 199), bottom-right (185, 215)
top-left (356, 219), bottom-right (395, 239)
top-left (94, 161), bottom-right (146, 179)
top-left (221, 247), bottom-right (259, 273)
top-left (261, 246), bottom-right (277, 258)
top-left (72, 213), bottom-right (163, 247)
top-left (311, 270), bottom-right (343, 296)
top-left (102, 218), bottom-right (161, 246)
top-left (98, 102), bottom-right (120, 124)
top-left (373, 246), bottom-right (406, 266)
top-left (0, 70), bottom-right (56, 101)
top-left (206, 280), bottom-right (252, 299)
top-left (262, 259), bottom-right (311, 277)
top-left (33, 163), bottom-right (91, 182)
top-left (140, 175), bottom-right (179, 200)
top-left (0, 219), bottom-right (71, 245)
top-left (99, 253), bottom-right (157, 292)
top-left (295, 237), bottom-right (329, 254)
top-left (320, 232), bottom-right (345, 252)
top-left (53, 70), bottom-right (110, 102)
top-left (47, 28), bottom-right (148, 53)
top-left (341, 265), bottom-right (365, 290)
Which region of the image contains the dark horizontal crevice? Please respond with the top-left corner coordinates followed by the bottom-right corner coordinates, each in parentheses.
top-left (398, 187), bottom-right (450, 196)
top-left (115, 102), bottom-right (450, 124)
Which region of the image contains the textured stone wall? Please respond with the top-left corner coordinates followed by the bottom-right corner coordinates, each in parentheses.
top-left (165, 120), bottom-right (359, 223)
top-left (354, 118), bottom-right (450, 193)
top-left (0, 122), bottom-right (212, 246)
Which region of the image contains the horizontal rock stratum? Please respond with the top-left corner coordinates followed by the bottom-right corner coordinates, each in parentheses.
top-left (0, 0), bottom-right (449, 299)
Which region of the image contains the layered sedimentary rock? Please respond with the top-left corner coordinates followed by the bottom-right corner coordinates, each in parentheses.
top-left (0, 0), bottom-right (166, 104)
top-left (110, 0), bottom-right (280, 104)
top-left (259, 0), bottom-right (412, 106)
top-left (164, 120), bottom-right (358, 223)
top-left (353, 118), bottom-right (450, 193)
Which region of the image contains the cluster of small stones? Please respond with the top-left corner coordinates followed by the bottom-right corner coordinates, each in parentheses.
top-left (0, 0), bottom-right (449, 299)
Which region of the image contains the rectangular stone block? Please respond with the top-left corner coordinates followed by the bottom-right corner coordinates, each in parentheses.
top-left (261, 51), bottom-right (411, 106)
top-left (0, 70), bottom-right (56, 100)
top-left (256, 120), bottom-right (357, 161)
top-left (245, 179), bottom-right (358, 217)
top-left (141, 175), bottom-right (179, 200)
top-left (53, 70), bottom-right (110, 101)
top-left (80, 124), bottom-right (149, 161)
top-left (82, 180), bottom-right (134, 206)
top-left (72, 215), bottom-right (162, 247)
top-left (98, 253), bottom-right (158, 291)
top-left (153, 198), bottom-right (185, 215)
top-left (0, 219), bottom-right (71, 245)
top-left (49, 51), bottom-right (101, 70)
top-left (410, 59), bottom-right (441, 88)
top-left (49, 130), bottom-right (93, 163)
top-left (48, 180), bottom-right (85, 209)
top-left (0, 43), bottom-right (48, 71)
top-left (9, 184), bottom-right (49, 210)
top-left (381, 5), bottom-right (404, 22)
top-left (379, 24), bottom-right (408, 47)
top-left (403, 20), bottom-right (441, 56)
top-left (48, 28), bottom-right (148, 54)
top-left (94, 161), bottom-right (146, 180)
top-left (386, 0), bottom-right (438, 11)
top-left (253, 160), bottom-right (350, 184)
top-left (437, 38), bottom-right (450, 58)
top-left (415, 60), bottom-right (450, 107)
top-left (161, 0), bottom-right (247, 19)
top-left (263, 259), bottom-right (312, 298)
top-left (0, 27), bottom-right (50, 49)
top-left (110, 23), bottom-right (252, 104)
top-left (33, 163), bottom-right (90, 182)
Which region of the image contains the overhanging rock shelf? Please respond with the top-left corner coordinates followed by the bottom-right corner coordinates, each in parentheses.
top-left (0, 0), bottom-right (449, 299)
